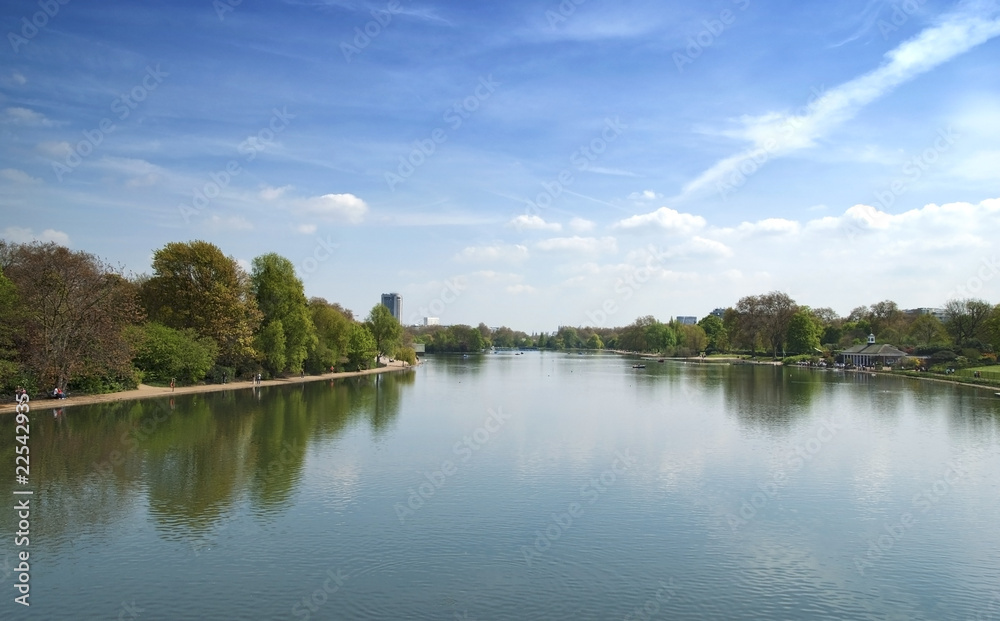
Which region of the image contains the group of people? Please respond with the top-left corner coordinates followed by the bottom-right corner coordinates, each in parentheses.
top-left (51, 387), bottom-right (66, 399)
top-left (253, 373), bottom-right (263, 385)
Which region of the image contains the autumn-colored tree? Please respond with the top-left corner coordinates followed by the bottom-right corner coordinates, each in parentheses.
top-left (141, 241), bottom-right (261, 371)
top-left (0, 241), bottom-right (143, 391)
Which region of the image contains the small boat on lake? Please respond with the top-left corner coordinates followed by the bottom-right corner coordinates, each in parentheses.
top-left (632, 364), bottom-right (646, 369)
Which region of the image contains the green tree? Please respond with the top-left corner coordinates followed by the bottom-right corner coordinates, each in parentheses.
top-left (141, 241), bottom-right (261, 371)
top-left (129, 322), bottom-right (218, 384)
top-left (257, 320), bottom-right (287, 374)
top-left (251, 253), bottom-right (317, 374)
top-left (366, 304), bottom-right (403, 361)
top-left (347, 323), bottom-right (377, 370)
top-left (678, 324), bottom-right (708, 354)
top-left (786, 309), bottom-right (822, 355)
top-left (586, 333), bottom-right (604, 349)
top-left (306, 298), bottom-right (353, 373)
top-left (907, 313), bottom-right (949, 347)
top-left (698, 315), bottom-right (728, 352)
top-left (944, 298), bottom-right (992, 347)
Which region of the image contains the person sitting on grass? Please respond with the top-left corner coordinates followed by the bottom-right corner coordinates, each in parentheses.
top-left (52, 387), bottom-right (66, 399)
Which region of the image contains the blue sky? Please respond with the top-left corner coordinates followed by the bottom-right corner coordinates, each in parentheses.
top-left (2, 0), bottom-right (999, 332)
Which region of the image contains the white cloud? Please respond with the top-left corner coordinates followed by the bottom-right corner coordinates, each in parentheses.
top-left (680, 5), bottom-right (1000, 197)
top-left (454, 244), bottom-right (529, 263)
top-left (300, 193), bottom-right (368, 223)
top-left (4, 107), bottom-right (55, 127)
top-left (36, 141), bottom-right (72, 158)
top-left (11, 71), bottom-right (26, 85)
top-left (95, 157), bottom-right (164, 187)
top-left (296, 223), bottom-right (318, 234)
top-left (208, 215), bottom-right (253, 231)
top-left (536, 236), bottom-right (618, 254)
top-left (569, 217), bottom-right (596, 232)
top-left (0, 169), bottom-right (41, 184)
top-left (260, 185), bottom-right (293, 201)
top-left (2, 227), bottom-right (70, 246)
top-left (733, 218), bottom-right (801, 237)
top-left (628, 190), bottom-right (660, 201)
top-left (508, 214), bottom-right (561, 232)
top-left (236, 258), bottom-right (252, 272)
top-left (614, 207), bottom-right (707, 235)
top-left (506, 284), bottom-right (536, 294)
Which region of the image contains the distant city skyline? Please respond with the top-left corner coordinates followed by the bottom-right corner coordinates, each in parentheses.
top-left (2, 0), bottom-right (1000, 332)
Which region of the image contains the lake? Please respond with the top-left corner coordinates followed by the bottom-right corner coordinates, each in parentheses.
top-left (3, 352), bottom-right (1000, 620)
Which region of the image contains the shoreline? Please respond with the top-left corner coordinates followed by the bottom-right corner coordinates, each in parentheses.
top-left (612, 350), bottom-right (999, 393)
top-left (0, 362), bottom-right (416, 415)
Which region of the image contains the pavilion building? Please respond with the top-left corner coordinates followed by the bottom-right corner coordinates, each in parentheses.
top-left (839, 334), bottom-right (907, 367)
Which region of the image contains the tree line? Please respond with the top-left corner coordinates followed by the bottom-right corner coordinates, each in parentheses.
top-left (0, 240), bottom-right (409, 395)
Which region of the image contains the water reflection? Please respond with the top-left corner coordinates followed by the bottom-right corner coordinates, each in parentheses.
top-left (0, 371), bottom-right (415, 549)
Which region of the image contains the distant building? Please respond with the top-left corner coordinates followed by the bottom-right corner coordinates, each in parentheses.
top-left (424, 317), bottom-right (440, 326)
top-left (677, 316), bottom-right (697, 325)
top-left (710, 308), bottom-right (726, 318)
top-left (840, 333), bottom-right (907, 367)
top-left (904, 307), bottom-right (947, 323)
top-left (381, 293), bottom-right (402, 320)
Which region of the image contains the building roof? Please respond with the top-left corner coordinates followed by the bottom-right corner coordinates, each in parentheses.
top-left (841, 343), bottom-right (907, 357)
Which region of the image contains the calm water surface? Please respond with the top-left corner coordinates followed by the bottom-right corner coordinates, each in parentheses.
top-left (2, 352), bottom-right (1000, 620)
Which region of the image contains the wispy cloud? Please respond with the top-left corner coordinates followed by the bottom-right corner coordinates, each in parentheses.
top-left (680, 4), bottom-right (1000, 198)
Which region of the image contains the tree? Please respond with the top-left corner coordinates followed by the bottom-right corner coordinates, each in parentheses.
top-left (366, 303), bottom-right (403, 361)
top-left (586, 333), bottom-right (604, 349)
top-left (760, 291), bottom-right (797, 357)
top-left (257, 320), bottom-right (287, 374)
top-left (698, 315), bottom-right (728, 352)
top-left (306, 298), bottom-right (353, 373)
top-left (678, 324), bottom-right (708, 354)
top-left (141, 241), bottom-right (261, 370)
top-left (786, 309), bottom-right (822, 355)
top-left (907, 314), bottom-right (949, 347)
top-left (0, 267), bottom-right (23, 391)
top-left (944, 298), bottom-right (992, 346)
top-left (129, 322), bottom-right (217, 384)
top-left (0, 241), bottom-right (143, 391)
top-left (346, 323), bottom-right (377, 370)
top-left (251, 253), bottom-right (317, 374)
